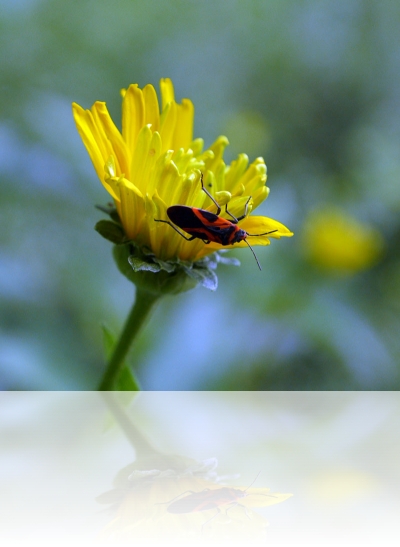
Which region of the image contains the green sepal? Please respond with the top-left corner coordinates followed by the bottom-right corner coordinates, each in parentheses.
top-left (96, 204), bottom-right (121, 224)
top-left (151, 257), bottom-right (176, 273)
top-left (113, 243), bottom-right (198, 295)
top-left (216, 252), bottom-right (241, 267)
top-left (182, 264), bottom-right (218, 291)
top-left (113, 242), bottom-right (241, 293)
top-left (128, 255), bottom-right (162, 273)
top-left (95, 220), bottom-right (125, 244)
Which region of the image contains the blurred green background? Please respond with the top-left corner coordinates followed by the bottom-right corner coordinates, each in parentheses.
top-left (1, 0), bottom-right (399, 390)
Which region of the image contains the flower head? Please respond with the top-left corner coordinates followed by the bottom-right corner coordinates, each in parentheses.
top-left (73, 79), bottom-right (292, 285)
top-left (97, 454), bottom-right (292, 542)
top-left (302, 207), bottom-right (384, 275)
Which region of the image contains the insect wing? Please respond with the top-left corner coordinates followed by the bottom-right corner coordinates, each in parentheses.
top-left (166, 206), bottom-right (215, 242)
top-left (167, 490), bottom-right (216, 514)
top-left (167, 206), bottom-right (237, 245)
top-left (167, 487), bottom-right (245, 514)
top-left (167, 206), bottom-right (212, 229)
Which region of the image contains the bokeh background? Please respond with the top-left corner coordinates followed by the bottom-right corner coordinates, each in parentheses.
top-left (1, 0), bottom-right (399, 390)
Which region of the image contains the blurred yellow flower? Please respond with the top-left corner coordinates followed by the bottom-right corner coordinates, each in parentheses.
top-left (72, 78), bottom-right (292, 265)
top-left (303, 207), bottom-right (384, 274)
top-left (307, 468), bottom-right (378, 503)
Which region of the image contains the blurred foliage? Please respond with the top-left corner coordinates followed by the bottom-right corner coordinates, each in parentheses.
top-left (1, 0), bottom-right (399, 390)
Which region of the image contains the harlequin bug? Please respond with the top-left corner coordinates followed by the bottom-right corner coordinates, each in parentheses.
top-left (167, 486), bottom-right (249, 514)
top-left (165, 474), bottom-right (277, 530)
top-left (154, 174), bottom-right (277, 270)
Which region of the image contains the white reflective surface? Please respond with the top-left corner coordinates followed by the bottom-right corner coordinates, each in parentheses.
top-left (0, 392), bottom-right (399, 546)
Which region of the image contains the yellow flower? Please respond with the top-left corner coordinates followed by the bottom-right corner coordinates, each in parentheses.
top-left (97, 458), bottom-right (292, 542)
top-left (303, 207), bottom-right (384, 274)
top-left (72, 79), bottom-right (292, 266)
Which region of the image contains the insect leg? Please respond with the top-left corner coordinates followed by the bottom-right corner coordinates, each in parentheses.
top-left (224, 203), bottom-right (238, 224)
top-left (154, 219), bottom-right (196, 241)
top-left (224, 501), bottom-right (240, 520)
top-left (225, 196), bottom-right (252, 223)
top-left (201, 507), bottom-right (221, 534)
top-left (235, 196), bottom-right (252, 222)
top-left (200, 173), bottom-right (221, 216)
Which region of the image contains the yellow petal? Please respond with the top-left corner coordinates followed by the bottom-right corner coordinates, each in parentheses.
top-left (171, 147), bottom-right (195, 175)
top-left (214, 190), bottom-right (231, 206)
top-left (240, 158), bottom-right (267, 191)
top-left (242, 488), bottom-right (293, 508)
top-left (150, 191), bottom-right (172, 258)
top-left (122, 84), bottom-right (145, 156)
top-left (160, 101), bottom-right (177, 152)
top-left (141, 131), bottom-right (163, 196)
top-left (250, 185), bottom-right (270, 209)
top-left (130, 124), bottom-right (153, 192)
top-left (117, 178), bottom-right (145, 240)
top-left (173, 174), bottom-right (196, 206)
top-left (143, 84), bottom-right (160, 131)
top-left (160, 78), bottom-right (175, 109)
top-left (91, 102), bottom-right (129, 175)
top-left (225, 154), bottom-right (249, 191)
top-left (190, 138), bottom-right (204, 156)
top-left (213, 160), bottom-right (227, 193)
top-left (243, 215), bottom-right (294, 241)
top-left (204, 136), bottom-right (229, 175)
top-left (172, 98), bottom-right (194, 150)
top-left (151, 151), bottom-right (180, 203)
top-left (72, 102), bottom-right (110, 182)
top-left (103, 156), bottom-right (121, 201)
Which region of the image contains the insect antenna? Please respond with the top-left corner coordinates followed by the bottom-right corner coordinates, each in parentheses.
top-left (245, 229), bottom-right (278, 237)
top-left (242, 471), bottom-right (262, 492)
top-left (244, 239), bottom-right (262, 271)
top-left (243, 471), bottom-right (279, 499)
top-left (243, 229), bottom-right (279, 270)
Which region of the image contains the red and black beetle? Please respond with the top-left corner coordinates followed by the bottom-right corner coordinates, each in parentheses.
top-left (154, 174), bottom-right (277, 270)
top-left (164, 473), bottom-right (278, 531)
top-left (166, 485), bottom-right (248, 514)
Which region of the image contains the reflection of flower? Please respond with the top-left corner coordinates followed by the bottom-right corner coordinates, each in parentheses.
top-left (97, 455), bottom-right (292, 542)
top-left (73, 79), bottom-right (292, 266)
top-left (303, 207), bottom-right (384, 275)
top-left (98, 394), bottom-right (292, 542)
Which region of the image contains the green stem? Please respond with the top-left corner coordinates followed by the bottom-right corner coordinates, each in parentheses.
top-left (101, 392), bottom-right (161, 457)
top-left (98, 288), bottom-right (160, 390)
